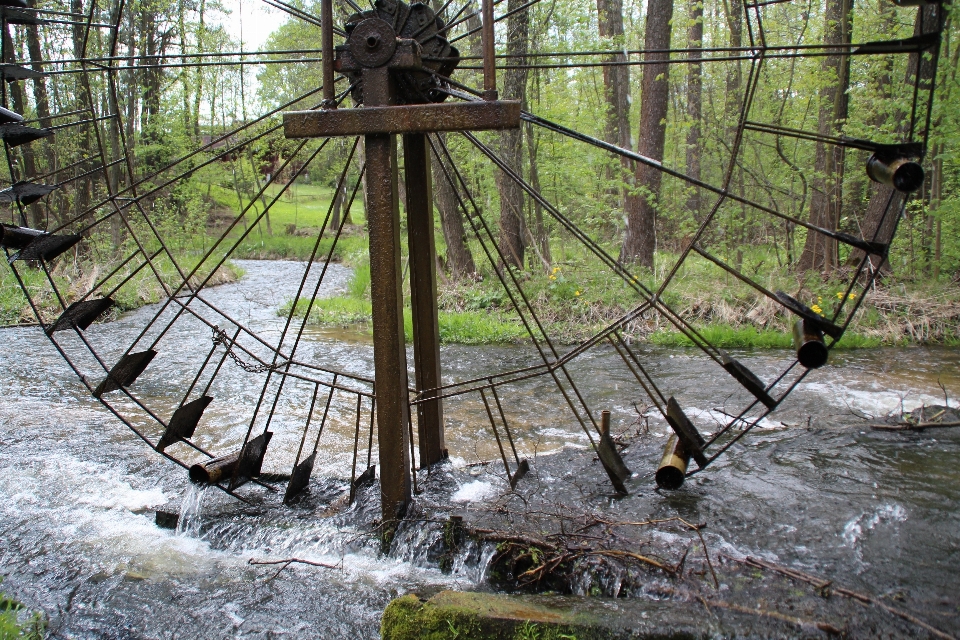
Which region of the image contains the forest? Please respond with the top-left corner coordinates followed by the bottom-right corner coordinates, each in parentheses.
top-left (0, 0), bottom-right (957, 347)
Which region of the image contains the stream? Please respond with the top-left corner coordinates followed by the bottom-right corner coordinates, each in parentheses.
top-left (1, 259), bottom-right (958, 638)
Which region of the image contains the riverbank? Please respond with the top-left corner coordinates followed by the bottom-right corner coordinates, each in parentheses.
top-left (0, 255), bottom-right (241, 327)
top-left (284, 254), bottom-right (960, 348)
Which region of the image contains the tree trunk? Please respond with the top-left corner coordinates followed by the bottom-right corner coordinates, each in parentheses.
top-left (525, 120), bottom-right (551, 269)
top-left (797, 0), bottom-right (852, 272)
top-left (433, 133), bottom-right (477, 278)
top-left (495, 0), bottom-right (530, 269)
top-left (597, 0), bottom-right (632, 208)
top-left (851, 4), bottom-right (938, 273)
top-left (620, 0), bottom-right (673, 268)
top-left (684, 0), bottom-right (704, 220)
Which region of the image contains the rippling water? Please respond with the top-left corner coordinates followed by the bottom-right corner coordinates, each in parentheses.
top-left (1, 260), bottom-right (957, 638)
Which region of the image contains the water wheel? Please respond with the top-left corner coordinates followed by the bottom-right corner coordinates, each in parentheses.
top-left (0, 0), bottom-right (944, 526)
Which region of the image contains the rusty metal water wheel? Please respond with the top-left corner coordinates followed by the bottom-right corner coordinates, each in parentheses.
top-left (0, 0), bottom-right (945, 527)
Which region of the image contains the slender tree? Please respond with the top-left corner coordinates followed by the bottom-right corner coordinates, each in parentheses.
top-left (797, 0), bottom-right (853, 272)
top-left (496, 0), bottom-right (530, 269)
top-left (620, 0), bottom-right (674, 267)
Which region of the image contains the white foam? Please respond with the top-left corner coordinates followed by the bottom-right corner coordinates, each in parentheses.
top-left (451, 480), bottom-right (499, 503)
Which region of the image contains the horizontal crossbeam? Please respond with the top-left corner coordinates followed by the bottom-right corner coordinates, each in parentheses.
top-left (283, 100), bottom-right (521, 138)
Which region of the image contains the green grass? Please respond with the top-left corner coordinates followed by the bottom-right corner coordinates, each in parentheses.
top-left (648, 325), bottom-right (885, 350)
top-left (0, 582), bottom-right (45, 640)
top-left (283, 296), bottom-right (529, 344)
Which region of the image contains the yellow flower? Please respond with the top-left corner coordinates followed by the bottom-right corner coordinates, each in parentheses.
top-left (575, 290), bottom-right (581, 296)
top-left (811, 304), bottom-right (823, 314)
top-left (817, 296), bottom-right (822, 303)
top-left (552, 266), bottom-right (560, 274)
top-left (549, 275), bottom-right (556, 280)
top-left (848, 293), bottom-right (857, 300)
top-left (836, 292), bottom-right (844, 299)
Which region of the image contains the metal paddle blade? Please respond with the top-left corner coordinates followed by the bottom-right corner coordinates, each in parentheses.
top-left (665, 397), bottom-right (708, 469)
top-left (775, 291), bottom-right (844, 339)
top-left (284, 452), bottom-right (317, 504)
top-left (597, 430), bottom-right (630, 494)
top-left (17, 233), bottom-right (81, 262)
top-left (94, 350), bottom-right (158, 397)
top-left (46, 298), bottom-right (114, 334)
top-left (0, 106), bottom-right (23, 124)
top-left (719, 351), bottom-right (777, 410)
top-left (228, 431), bottom-right (273, 490)
top-left (0, 64), bottom-right (43, 82)
top-left (0, 181), bottom-right (57, 205)
top-left (0, 123), bottom-right (52, 146)
top-left (157, 395), bottom-right (213, 452)
top-left (509, 459), bottom-right (530, 489)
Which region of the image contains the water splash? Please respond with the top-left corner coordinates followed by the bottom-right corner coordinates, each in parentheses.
top-left (177, 483), bottom-right (211, 537)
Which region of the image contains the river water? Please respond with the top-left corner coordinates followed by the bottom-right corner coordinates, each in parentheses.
top-left (1, 260), bottom-right (958, 638)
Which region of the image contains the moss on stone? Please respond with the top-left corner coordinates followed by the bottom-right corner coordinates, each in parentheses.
top-left (380, 591), bottom-right (715, 640)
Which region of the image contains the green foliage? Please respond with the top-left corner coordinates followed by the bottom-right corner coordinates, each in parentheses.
top-left (0, 582), bottom-right (45, 640)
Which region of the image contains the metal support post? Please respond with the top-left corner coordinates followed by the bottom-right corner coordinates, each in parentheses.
top-left (403, 133), bottom-right (446, 466)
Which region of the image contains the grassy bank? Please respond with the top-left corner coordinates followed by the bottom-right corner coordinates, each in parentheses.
top-left (0, 252), bottom-right (241, 327)
top-left (283, 243), bottom-right (960, 348)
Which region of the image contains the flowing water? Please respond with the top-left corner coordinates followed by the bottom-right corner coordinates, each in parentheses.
top-left (1, 260), bottom-right (958, 638)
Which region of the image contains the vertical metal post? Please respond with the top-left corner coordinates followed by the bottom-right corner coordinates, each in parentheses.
top-left (321, 0), bottom-right (336, 107)
top-left (403, 133), bottom-right (446, 467)
top-left (364, 68), bottom-right (411, 523)
top-left (481, 0), bottom-right (497, 100)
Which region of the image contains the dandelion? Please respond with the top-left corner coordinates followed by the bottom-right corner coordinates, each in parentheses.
top-left (811, 304), bottom-right (823, 315)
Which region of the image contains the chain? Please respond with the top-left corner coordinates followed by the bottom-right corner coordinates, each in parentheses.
top-left (212, 326), bottom-right (288, 373)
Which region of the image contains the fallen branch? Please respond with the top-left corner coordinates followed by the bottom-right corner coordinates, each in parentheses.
top-left (587, 549), bottom-right (675, 574)
top-left (705, 598), bottom-right (843, 636)
top-left (736, 556), bottom-right (956, 640)
top-left (248, 557), bottom-right (341, 582)
top-left (869, 421), bottom-right (960, 431)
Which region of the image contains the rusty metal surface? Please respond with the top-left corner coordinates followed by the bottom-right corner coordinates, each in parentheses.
top-left (229, 430), bottom-right (274, 490)
top-left (665, 397), bottom-right (708, 469)
top-left (283, 452), bottom-right (316, 504)
top-left (46, 297), bottom-right (114, 334)
top-left (365, 131), bottom-right (412, 522)
top-left (284, 100), bottom-right (521, 137)
top-left (157, 395), bottom-right (213, 452)
top-left (655, 434), bottom-right (689, 490)
top-left (793, 319), bottom-right (829, 369)
top-left (719, 351), bottom-right (777, 410)
top-left (93, 349), bottom-right (157, 397)
top-left (775, 290), bottom-right (843, 339)
top-left (403, 133), bottom-right (446, 467)
top-left (481, 0), bottom-right (497, 99)
top-left (597, 410), bottom-right (630, 494)
top-left (320, 0), bottom-right (335, 106)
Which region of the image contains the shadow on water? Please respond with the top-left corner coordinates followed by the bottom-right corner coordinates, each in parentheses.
top-left (1, 260), bottom-right (958, 638)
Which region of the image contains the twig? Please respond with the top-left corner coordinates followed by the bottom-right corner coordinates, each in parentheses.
top-left (869, 421), bottom-right (960, 431)
top-left (587, 549), bottom-right (674, 574)
top-left (248, 557), bottom-right (341, 582)
top-left (705, 599), bottom-right (843, 636)
top-left (736, 556), bottom-right (957, 640)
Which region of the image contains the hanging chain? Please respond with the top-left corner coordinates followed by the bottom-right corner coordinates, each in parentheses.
top-left (212, 326), bottom-right (288, 373)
